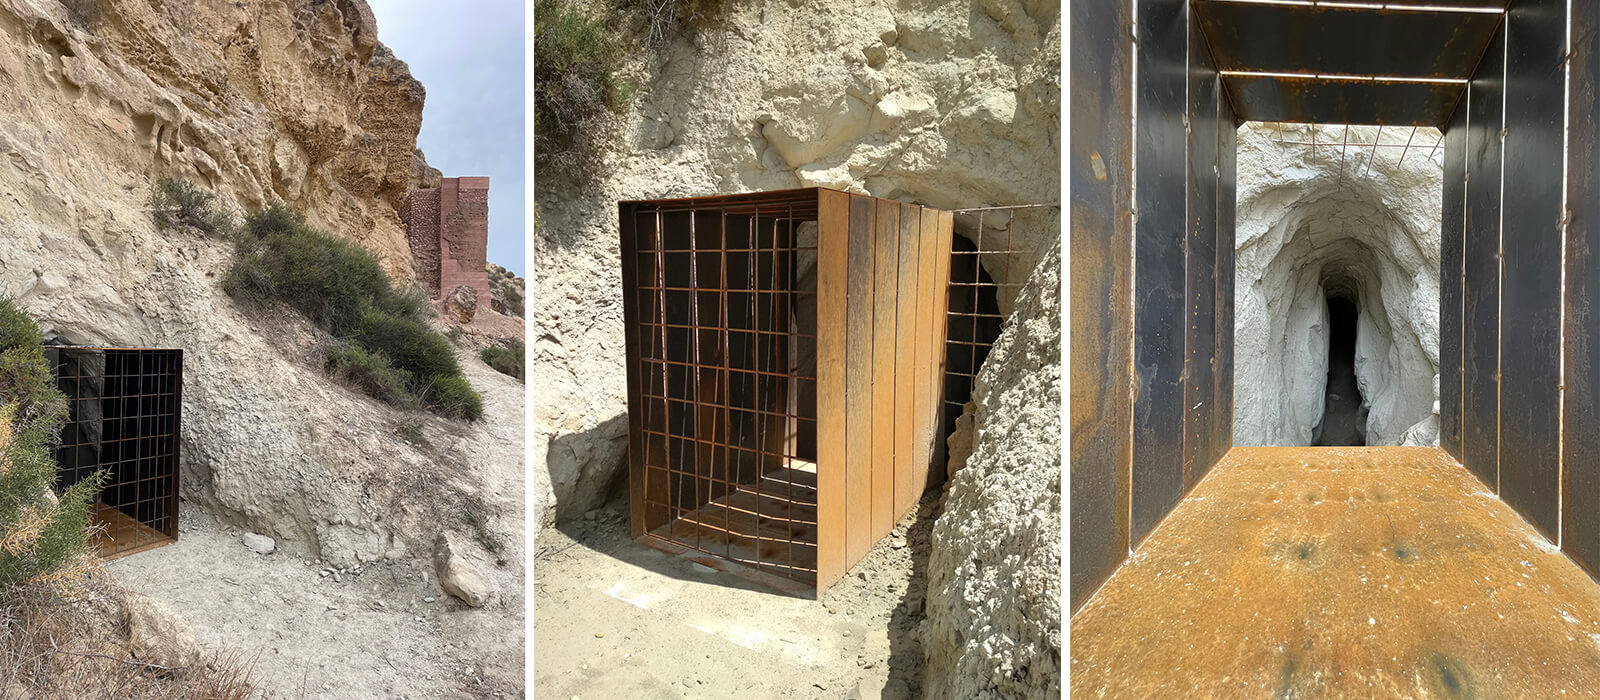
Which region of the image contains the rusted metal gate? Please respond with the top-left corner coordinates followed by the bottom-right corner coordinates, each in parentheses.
top-left (619, 188), bottom-right (954, 596)
top-left (47, 346), bottom-right (183, 559)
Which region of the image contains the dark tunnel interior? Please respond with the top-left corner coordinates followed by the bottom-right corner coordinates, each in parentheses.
top-left (1314, 294), bottom-right (1367, 447)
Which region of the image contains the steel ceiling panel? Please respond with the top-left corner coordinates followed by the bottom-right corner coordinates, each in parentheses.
top-left (1222, 75), bottom-right (1464, 126)
top-left (1194, 2), bottom-right (1503, 78)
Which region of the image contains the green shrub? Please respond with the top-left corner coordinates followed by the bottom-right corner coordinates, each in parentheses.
top-left (325, 343), bottom-right (418, 410)
top-left (243, 201), bottom-right (302, 239)
top-left (423, 374), bottom-right (484, 422)
top-left (355, 310), bottom-right (461, 382)
top-left (209, 196), bottom-right (485, 421)
top-left (226, 214), bottom-right (394, 334)
top-left (622, 0), bottom-right (737, 43)
top-left (534, 0), bottom-right (632, 179)
top-left (0, 298), bottom-right (104, 593)
top-left (151, 178), bottom-right (235, 237)
top-left (394, 420), bottom-right (427, 446)
top-left (480, 342), bottom-right (524, 381)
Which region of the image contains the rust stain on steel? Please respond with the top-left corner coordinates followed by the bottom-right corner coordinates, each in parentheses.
top-left (816, 189), bottom-right (850, 590)
top-left (1224, 75), bottom-right (1465, 126)
top-left (870, 202), bottom-right (898, 543)
top-left (1072, 446), bottom-right (1600, 697)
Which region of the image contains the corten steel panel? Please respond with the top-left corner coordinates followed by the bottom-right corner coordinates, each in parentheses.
top-left (1565, 0), bottom-right (1600, 579)
top-left (1192, 2), bottom-right (1503, 79)
top-left (1132, 0), bottom-right (1189, 546)
top-left (1369, 0), bottom-right (1509, 6)
top-left (816, 190), bottom-right (850, 590)
top-left (1215, 98), bottom-right (1237, 463)
top-left (1498, 0), bottom-right (1565, 539)
top-left (845, 195), bottom-right (875, 565)
top-left (1185, 31), bottom-right (1220, 490)
top-left (1221, 75), bottom-right (1466, 126)
top-left (931, 211), bottom-right (955, 484)
top-left (1069, 0), bottom-right (1134, 614)
top-left (893, 202), bottom-right (921, 518)
top-left (1463, 29), bottom-right (1505, 491)
top-left (871, 203), bottom-right (899, 541)
top-left (1440, 100), bottom-right (1469, 460)
top-left (916, 207), bottom-right (945, 491)
top-left (621, 206), bottom-right (646, 538)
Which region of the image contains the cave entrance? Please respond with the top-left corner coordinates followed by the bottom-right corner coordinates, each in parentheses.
top-left (943, 228), bottom-right (1006, 465)
top-left (1314, 294), bottom-right (1367, 446)
top-left (46, 346), bottom-right (183, 559)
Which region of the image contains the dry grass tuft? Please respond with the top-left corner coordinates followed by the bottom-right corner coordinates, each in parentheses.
top-left (0, 566), bottom-right (258, 699)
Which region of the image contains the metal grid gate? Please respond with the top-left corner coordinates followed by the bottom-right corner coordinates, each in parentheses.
top-left (943, 206), bottom-right (1045, 471)
top-left (621, 188), bottom-right (957, 596)
top-left (624, 192), bottom-right (822, 590)
top-left (48, 347), bottom-right (182, 559)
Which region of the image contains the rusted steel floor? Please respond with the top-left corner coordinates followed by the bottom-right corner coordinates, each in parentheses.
top-left (91, 501), bottom-right (174, 560)
top-left (1071, 446), bottom-right (1600, 697)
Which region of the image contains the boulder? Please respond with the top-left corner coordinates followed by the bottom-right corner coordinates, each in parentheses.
top-left (242, 532), bottom-right (275, 555)
top-left (124, 593), bottom-right (204, 669)
top-left (434, 534), bottom-right (494, 608)
top-left (446, 284), bottom-right (479, 323)
top-left (924, 244), bottom-right (1061, 699)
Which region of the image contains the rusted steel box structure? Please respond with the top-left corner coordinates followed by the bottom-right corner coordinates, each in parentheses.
top-left (1071, 0), bottom-right (1600, 614)
top-left (46, 347), bottom-right (182, 559)
top-left (620, 188), bottom-right (954, 596)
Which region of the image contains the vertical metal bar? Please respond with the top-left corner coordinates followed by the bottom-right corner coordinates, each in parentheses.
top-left (1362, 124), bottom-right (1383, 179)
top-left (1338, 124), bottom-right (1350, 188)
top-left (785, 201), bottom-right (796, 575)
top-left (1397, 125), bottom-right (1417, 168)
top-left (688, 209), bottom-right (702, 555)
top-left (750, 205), bottom-right (763, 572)
top-left (655, 210), bottom-right (671, 533)
top-left (721, 206), bottom-right (733, 565)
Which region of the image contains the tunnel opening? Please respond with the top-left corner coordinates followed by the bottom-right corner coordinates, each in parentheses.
top-left (943, 230), bottom-right (1005, 453)
top-left (1233, 123), bottom-right (1442, 448)
top-left (1314, 293), bottom-right (1367, 446)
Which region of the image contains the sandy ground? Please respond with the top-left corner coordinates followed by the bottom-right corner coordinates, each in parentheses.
top-left (532, 491), bottom-right (940, 699)
top-left (111, 503), bottom-right (524, 698)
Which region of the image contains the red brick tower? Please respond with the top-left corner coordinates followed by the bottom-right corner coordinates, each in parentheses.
top-left (401, 176), bottom-right (492, 309)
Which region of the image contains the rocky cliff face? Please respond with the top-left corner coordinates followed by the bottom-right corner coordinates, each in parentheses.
top-left (533, 0), bottom-right (1060, 536)
top-left (923, 241), bottom-right (1060, 698)
top-left (0, 0), bottom-right (522, 583)
top-left (4, 0), bottom-right (425, 277)
top-left (1234, 123), bottom-right (1442, 446)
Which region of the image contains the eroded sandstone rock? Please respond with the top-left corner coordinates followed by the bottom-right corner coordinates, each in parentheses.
top-left (125, 593), bottom-right (204, 669)
top-left (924, 243), bottom-right (1060, 699)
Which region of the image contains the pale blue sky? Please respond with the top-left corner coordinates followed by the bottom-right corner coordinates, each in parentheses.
top-left (368, 0), bottom-right (526, 275)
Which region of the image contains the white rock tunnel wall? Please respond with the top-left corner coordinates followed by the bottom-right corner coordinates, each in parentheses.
top-left (1234, 123), bottom-right (1443, 447)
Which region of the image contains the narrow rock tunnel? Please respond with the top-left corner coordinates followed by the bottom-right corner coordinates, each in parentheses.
top-left (1234, 124), bottom-right (1441, 448)
top-left (1315, 291), bottom-right (1364, 446)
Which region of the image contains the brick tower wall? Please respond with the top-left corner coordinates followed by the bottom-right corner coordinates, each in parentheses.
top-left (401, 176), bottom-right (491, 309)
top-left (402, 187), bottom-right (442, 293)
top-left (439, 176), bottom-right (492, 309)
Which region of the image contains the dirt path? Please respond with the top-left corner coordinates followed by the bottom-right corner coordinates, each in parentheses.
top-left (111, 503), bottom-right (523, 698)
top-left (532, 492), bottom-right (940, 699)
